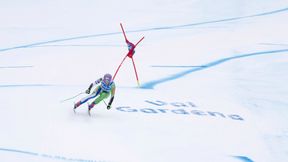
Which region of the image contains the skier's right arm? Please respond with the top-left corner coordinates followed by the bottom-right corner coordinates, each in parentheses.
top-left (86, 78), bottom-right (102, 94)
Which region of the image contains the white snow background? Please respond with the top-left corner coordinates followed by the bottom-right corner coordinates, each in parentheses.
top-left (0, 0), bottom-right (288, 162)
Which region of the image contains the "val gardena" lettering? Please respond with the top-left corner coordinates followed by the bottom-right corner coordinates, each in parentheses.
top-left (115, 100), bottom-right (244, 121)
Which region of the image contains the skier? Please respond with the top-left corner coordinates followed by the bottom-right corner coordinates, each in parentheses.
top-left (74, 73), bottom-right (115, 112)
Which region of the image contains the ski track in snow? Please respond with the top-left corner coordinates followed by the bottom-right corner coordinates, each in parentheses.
top-left (0, 7), bottom-right (287, 53)
top-left (0, 48), bottom-right (287, 89)
top-left (141, 48), bottom-right (288, 89)
top-left (0, 147), bottom-right (110, 162)
top-left (0, 65), bottom-right (34, 69)
top-left (0, 6), bottom-right (287, 88)
top-left (0, 147), bottom-right (253, 162)
top-left (0, 84), bottom-right (55, 88)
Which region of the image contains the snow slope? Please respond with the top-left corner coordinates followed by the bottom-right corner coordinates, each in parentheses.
top-left (1, 0), bottom-right (288, 162)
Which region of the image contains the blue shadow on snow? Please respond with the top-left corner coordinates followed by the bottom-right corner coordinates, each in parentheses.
top-left (140, 49), bottom-right (288, 89)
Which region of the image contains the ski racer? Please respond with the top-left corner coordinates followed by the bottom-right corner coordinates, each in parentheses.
top-left (74, 73), bottom-right (115, 111)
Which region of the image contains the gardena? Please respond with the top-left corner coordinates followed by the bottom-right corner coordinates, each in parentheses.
top-left (116, 106), bottom-right (244, 121)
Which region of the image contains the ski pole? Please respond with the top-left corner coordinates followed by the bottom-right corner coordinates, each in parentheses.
top-left (60, 92), bottom-right (85, 103)
top-left (103, 100), bottom-right (108, 106)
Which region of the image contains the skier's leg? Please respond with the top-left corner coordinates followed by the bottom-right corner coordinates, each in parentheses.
top-left (74, 86), bottom-right (101, 109)
top-left (88, 92), bottom-right (110, 109)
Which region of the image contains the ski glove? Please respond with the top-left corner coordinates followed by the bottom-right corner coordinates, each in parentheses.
top-left (86, 83), bottom-right (93, 94)
top-left (107, 96), bottom-right (114, 110)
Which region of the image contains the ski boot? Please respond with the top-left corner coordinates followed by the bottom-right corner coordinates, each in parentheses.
top-left (88, 103), bottom-right (95, 116)
top-left (73, 101), bottom-right (81, 113)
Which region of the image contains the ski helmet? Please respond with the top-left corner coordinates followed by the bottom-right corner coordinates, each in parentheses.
top-left (103, 73), bottom-right (112, 85)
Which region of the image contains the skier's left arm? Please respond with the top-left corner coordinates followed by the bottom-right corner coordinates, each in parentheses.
top-left (86, 78), bottom-right (102, 94)
top-left (107, 83), bottom-right (116, 110)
